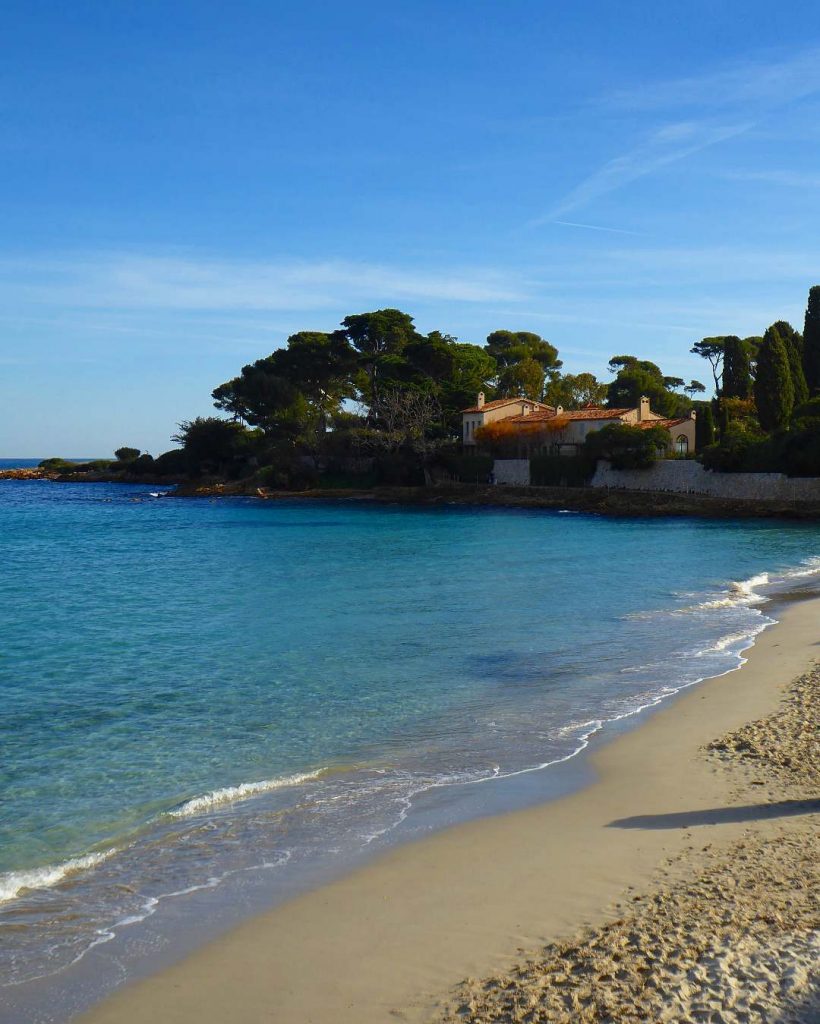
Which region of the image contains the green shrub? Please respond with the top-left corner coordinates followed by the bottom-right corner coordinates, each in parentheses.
top-left (700, 423), bottom-right (774, 473)
top-left (530, 454), bottom-right (596, 487)
top-left (780, 425), bottom-right (820, 477)
top-left (254, 460), bottom-right (319, 491)
top-left (583, 424), bottom-right (669, 470)
top-left (316, 471), bottom-right (379, 489)
top-left (253, 465), bottom-right (286, 488)
top-left (434, 451), bottom-right (493, 483)
top-left (154, 449), bottom-right (187, 477)
top-left (127, 453), bottom-right (156, 475)
top-left (374, 453), bottom-right (424, 486)
top-left (54, 458), bottom-right (113, 473)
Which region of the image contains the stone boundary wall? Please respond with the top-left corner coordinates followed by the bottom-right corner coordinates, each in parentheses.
top-left (591, 460), bottom-right (820, 503)
top-left (493, 459), bottom-right (531, 487)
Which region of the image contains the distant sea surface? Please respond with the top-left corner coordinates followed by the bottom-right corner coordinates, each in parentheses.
top-left (0, 459), bottom-right (43, 469)
top-left (0, 459), bottom-right (101, 470)
top-left (2, 480), bottom-right (819, 1021)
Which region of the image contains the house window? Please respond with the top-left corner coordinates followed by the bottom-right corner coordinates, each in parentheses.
top-left (675, 434), bottom-right (689, 456)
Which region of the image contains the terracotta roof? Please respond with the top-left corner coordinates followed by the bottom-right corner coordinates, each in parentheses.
top-left (636, 417), bottom-right (690, 429)
top-left (461, 398), bottom-right (553, 414)
top-left (505, 407), bottom-right (637, 424)
top-left (505, 409), bottom-right (556, 423)
top-left (561, 407), bottom-right (633, 421)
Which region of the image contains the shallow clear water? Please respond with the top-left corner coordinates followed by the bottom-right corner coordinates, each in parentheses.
top-left (1, 480), bottom-right (819, 1012)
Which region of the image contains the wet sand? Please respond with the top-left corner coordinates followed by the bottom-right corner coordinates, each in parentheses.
top-left (80, 598), bottom-right (819, 1024)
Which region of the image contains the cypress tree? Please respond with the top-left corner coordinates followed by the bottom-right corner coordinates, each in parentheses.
top-left (694, 401), bottom-right (715, 449)
top-left (722, 336), bottom-right (752, 399)
top-left (769, 320), bottom-right (808, 408)
top-left (754, 327), bottom-right (794, 432)
top-left (803, 285), bottom-right (820, 394)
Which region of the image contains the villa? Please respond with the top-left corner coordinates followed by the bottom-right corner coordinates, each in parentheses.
top-left (460, 394), bottom-right (556, 446)
top-left (462, 393), bottom-right (697, 456)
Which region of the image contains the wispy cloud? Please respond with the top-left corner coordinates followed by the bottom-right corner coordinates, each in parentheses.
top-left (0, 252), bottom-right (527, 312)
top-left (600, 47), bottom-right (820, 113)
top-left (537, 120), bottom-right (751, 221)
top-left (552, 220), bottom-right (642, 236)
top-left (720, 168), bottom-right (820, 188)
top-left (531, 46), bottom-right (820, 225)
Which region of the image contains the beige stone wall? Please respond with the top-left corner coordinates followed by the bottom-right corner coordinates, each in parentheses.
top-left (492, 459), bottom-right (531, 486)
top-left (591, 461), bottom-right (820, 502)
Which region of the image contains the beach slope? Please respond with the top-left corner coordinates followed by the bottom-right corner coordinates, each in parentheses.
top-left (80, 598), bottom-right (819, 1024)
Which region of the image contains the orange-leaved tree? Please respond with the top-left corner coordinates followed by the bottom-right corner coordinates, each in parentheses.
top-left (475, 416), bottom-right (568, 456)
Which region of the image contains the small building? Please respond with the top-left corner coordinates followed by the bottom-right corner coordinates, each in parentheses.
top-left (462, 394), bottom-right (696, 455)
top-left (461, 392), bottom-right (556, 447)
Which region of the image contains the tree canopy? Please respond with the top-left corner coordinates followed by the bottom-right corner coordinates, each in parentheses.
top-left (584, 423), bottom-right (670, 470)
top-left (690, 337), bottom-right (725, 395)
top-left (485, 330), bottom-right (561, 400)
top-left (605, 356), bottom-right (692, 418)
top-left (803, 286), bottom-right (820, 395)
top-left (162, 284), bottom-right (820, 486)
top-left (722, 336), bottom-right (752, 400)
top-left (545, 372), bottom-right (608, 409)
top-left (754, 328), bottom-right (794, 432)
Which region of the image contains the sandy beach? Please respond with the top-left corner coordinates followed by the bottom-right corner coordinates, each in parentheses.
top-left (79, 596), bottom-right (819, 1024)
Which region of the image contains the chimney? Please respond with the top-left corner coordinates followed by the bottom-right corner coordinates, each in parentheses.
top-left (477, 391), bottom-right (485, 409)
top-left (556, 405), bottom-right (564, 416)
top-left (639, 396), bottom-right (650, 422)
top-left (689, 408), bottom-right (697, 420)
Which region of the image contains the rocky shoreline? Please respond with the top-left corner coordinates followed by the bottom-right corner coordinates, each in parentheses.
top-left (435, 668), bottom-right (820, 1024)
top-left (178, 482), bottom-right (820, 520)
top-left (4, 469), bottom-right (820, 519)
top-left (0, 468), bottom-right (53, 480)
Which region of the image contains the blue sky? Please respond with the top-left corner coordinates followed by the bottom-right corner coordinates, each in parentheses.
top-left (2, 1), bottom-right (820, 456)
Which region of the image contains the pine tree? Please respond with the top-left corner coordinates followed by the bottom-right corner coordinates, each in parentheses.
top-left (803, 285), bottom-right (820, 394)
top-left (754, 328), bottom-right (794, 432)
top-left (722, 336), bottom-right (752, 399)
top-left (769, 321), bottom-right (808, 408)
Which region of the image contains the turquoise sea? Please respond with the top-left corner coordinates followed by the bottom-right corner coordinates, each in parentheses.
top-left (1, 478), bottom-right (819, 1021)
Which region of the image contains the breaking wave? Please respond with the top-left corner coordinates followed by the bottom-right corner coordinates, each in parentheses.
top-left (166, 768), bottom-right (328, 819)
top-left (0, 849), bottom-right (118, 906)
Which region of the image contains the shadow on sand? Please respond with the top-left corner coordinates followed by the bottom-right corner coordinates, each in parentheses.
top-left (607, 798), bottom-right (820, 830)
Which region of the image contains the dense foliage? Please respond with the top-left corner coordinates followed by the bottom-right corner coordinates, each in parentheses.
top-left (721, 336), bottom-right (752, 400)
top-left (803, 286), bottom-right (820, 394)
top-left (754, 327), bottom-right (794, 432)
top-left (605, 356), bottom-right (693, 419)
top-left (693, 401), bottom-right (716, 449)
top-left (583, 424), bottom-right (670, 471)
top-left (92, 282), bottom-right (820, 487)
top-left (689, 286), bottom-right (820, 475)
top-left (530, 453), bottom-right (596, 487)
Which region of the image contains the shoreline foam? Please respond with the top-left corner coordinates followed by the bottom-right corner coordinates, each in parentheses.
top-left (0, 562), bottom-right (787, 915)
top-left (1, 563), bottom-right (814, 1019)
top-left (67, 593), bottom-right (819, 1024)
